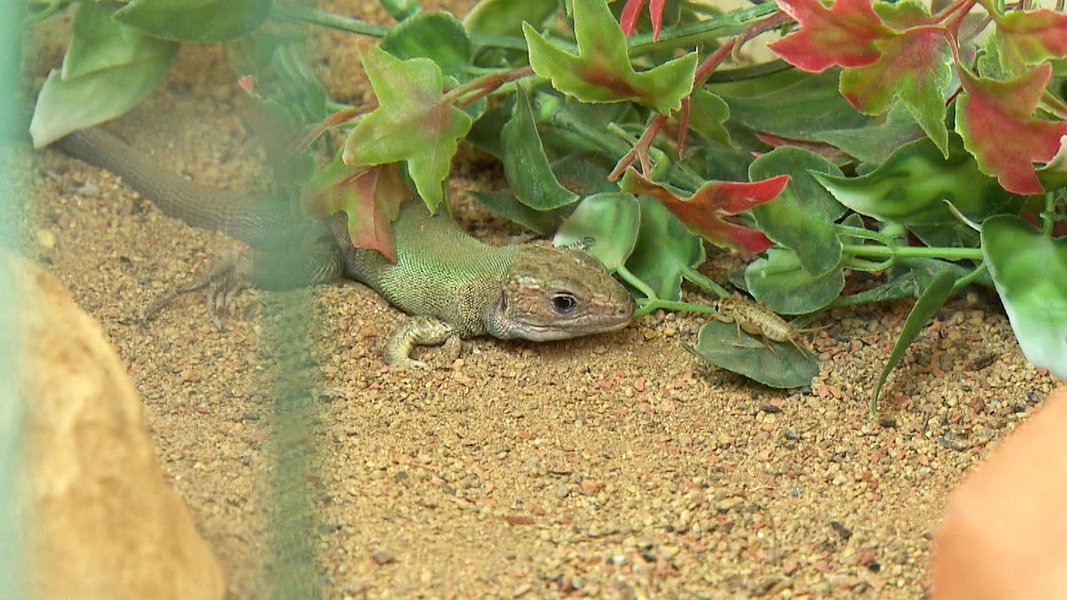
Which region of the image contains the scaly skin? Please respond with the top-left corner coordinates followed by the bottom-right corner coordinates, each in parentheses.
top-left (53, 127), bottom-right (634, 367)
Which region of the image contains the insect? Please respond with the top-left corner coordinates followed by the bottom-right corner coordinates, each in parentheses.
top-left (711, 296), bottom-right (825, 354)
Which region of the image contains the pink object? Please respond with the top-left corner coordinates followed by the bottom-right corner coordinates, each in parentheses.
top-left (930, 384), bottom-right (1067, 599)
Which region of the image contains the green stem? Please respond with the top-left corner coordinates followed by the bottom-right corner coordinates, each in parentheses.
top-left (705, 60), bottom-right (793, 84)
top-left (951, 261), bottom-right (988, 291)
top-left (636, 299), bottom-right (718, 317)
top-left (627, 3), bottom-right (780, 57)
top-left (273, 5), bottom-right (530, 50)
top-left (1043, 192), bottom-right (1056, 236)
top-left (277, 3), bottom-right (779, 57)
top-left (841, 243), bottom-right (983, 261)
top-left (617, 265), bottom-right (727, 318)
top-left (837, 224), bottom-right (893, 245)
top-left (274, 5), bottom-right (390, 37)
top-left (682, 266), bottom-right (730, 298)
top-left (842, 256), bottom-right (895, 271)
top-left (616, 264), bottom-right (658, 302)
top-left (445, 66), bottom-right (533, 107)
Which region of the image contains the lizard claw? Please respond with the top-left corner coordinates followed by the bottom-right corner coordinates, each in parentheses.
top-left (383, 316), bottom-right (459, 369)
top-left (140, 250), bottom-right (253, 329)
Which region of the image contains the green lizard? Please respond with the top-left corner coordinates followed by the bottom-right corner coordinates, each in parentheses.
top-left (52, 127), bottom-right (634, 368)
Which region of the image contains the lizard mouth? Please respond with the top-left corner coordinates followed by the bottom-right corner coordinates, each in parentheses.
top-left (514, 309), bottom-right (633, 342)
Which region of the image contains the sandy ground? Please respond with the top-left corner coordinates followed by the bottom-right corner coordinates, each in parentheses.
top-left (18, 3), bottom-right (1059, 598)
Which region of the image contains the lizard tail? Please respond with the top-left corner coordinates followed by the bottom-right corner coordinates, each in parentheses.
top-left (52, 127), bottom-right (298, 249)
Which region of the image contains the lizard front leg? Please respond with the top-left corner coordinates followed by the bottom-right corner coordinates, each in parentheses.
top-left (383, 316), bottom-right (461, 369)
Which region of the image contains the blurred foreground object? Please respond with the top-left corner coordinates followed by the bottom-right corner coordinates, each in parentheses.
top-left (930, 383), bottom-right (1067, 599)
top-left (12, 253), bottom-right (225, 600)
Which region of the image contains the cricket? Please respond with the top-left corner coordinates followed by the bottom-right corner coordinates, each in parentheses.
top-left (711, 296), bottom-right (826, 355)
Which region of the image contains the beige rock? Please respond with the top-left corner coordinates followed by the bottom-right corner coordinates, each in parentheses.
top-left (930, 383), bottom-right (1067, 599)
top-left (12, 255), bottom-right (225, 600)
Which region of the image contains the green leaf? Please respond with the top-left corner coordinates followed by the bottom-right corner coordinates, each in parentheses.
top-left (113, 0), bottom-right (271, 42)
top-left (548, 152), bottom-right (617, 195)
top-left (226, 32), bottom-right (330, 129)
top-left (60, 2), bottom-right (159, 79)
top-left (688, 320), bottom-right (819, 389)
top-left (464, 0), bottom-right (558, 37)
top-left (381, 11), bottom-right (472, 78)
top-left (466, 99), bottom-right (510, 157)
top-left (379, 0), bottom-right (420, 21)
top-left (870, 269), bottom-right (955, 415)
top-left (816, 104), bottom-right (923, 165)
top-left (379, 11), bottom-right (483, 119)
top-left (745, 246), bottom-right (844, 314)
top-left (29, 3), bottom-right (178, 147)
top-left (522, 0), bottom-right (697, 114)
top-left (690, 139), bottom-right (757, 182)
top-left (502, 85), bottom-right (580, 210)
top-left (687, 88), bottom-right (730, 144)
top-left (982, 215), bottom-right (1067, 378)
top-left (812, 135), bottom-right (1020, 242)
top-left (470, 190), bottom-right (567, 235)
top-left (749, 147), bottom-right (845, 276)
top-left (555, 193), bottom-right (640, 272)
top-left (895, 257), bottom-right (989, 293)
top-left (717, 69), bottom-right (868, 142)
top-left (624, 197), bottom-right (705, 301)
top-left (343, 45), bottom-right (472, 212)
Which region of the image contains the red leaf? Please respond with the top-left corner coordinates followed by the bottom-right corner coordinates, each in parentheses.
top-left (957, 64), bottom-right (1067, 195)
top-left (618, 0), bottom-right (665, 41)
top-left (305, 162), bottom-right (412, 261)
top-left (770, 0), bottom-right (892, 72)
top-left (621, 169), bottom-right (789, 252)
top-left (995, 9), bottom-right (1067, 66)
top-left (650, 0), bottom-right (665, 41)
top-left (619, 0), bottom-right (644, 36)
top-left (838, 25), bottom-right (952, 152)
top-left (840, 27), bottom-right (950, 112)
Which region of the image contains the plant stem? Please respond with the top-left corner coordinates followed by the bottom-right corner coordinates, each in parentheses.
top-left (951, 261), bottom-right (988, 290)
top-left (841, 243), bottom-right (983, 261)
top-left (682, 266), bottom-right (730, 298)
top-left (636, 299), bottom-right (718, 317)
top-left (705, 60), bottom-right (793, 83)
top-left (1043, 192), bottom-right (1056, 236)
top-left (627, 3), bottom-right (779, 57)
top-left (274, 5), bottom-right (390, 37)
top-left (446, 66), bottom-right (533, 107)
top-left (277, 3), bottom-right (779, 57)
top-left (273, 5), bottom-right (530, 50)
top-left (616, 265), bottom-right (658, 301)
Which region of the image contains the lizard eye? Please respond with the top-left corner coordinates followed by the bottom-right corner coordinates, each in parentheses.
top-left (550, 293), bottom-right (578, 315)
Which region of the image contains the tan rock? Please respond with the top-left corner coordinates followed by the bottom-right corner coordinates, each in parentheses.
top-left (930, 383), bottom-right (1067, 599)
top-left (12, 255), bottom-right (225, 600)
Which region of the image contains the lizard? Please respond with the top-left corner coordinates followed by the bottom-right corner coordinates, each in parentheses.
top-left (51, 126), bottom-right (634, 368)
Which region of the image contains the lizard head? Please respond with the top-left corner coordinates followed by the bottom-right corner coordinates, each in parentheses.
top-left (490, 246), bottom-right (634, 341)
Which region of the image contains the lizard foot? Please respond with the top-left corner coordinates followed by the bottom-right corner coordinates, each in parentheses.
top-left (383, 316), bottom-right (459, 369)
top-left (140, 250), bottom-right (253, 329)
